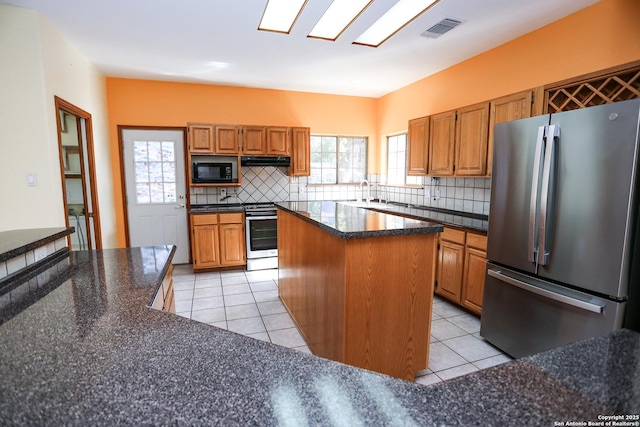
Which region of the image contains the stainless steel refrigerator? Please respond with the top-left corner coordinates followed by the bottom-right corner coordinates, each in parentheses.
top-left (480, 99), bottom-right (640, 358)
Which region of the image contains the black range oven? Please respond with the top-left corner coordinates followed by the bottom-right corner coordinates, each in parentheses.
top-left (244, 204), bottom-right (278, 271)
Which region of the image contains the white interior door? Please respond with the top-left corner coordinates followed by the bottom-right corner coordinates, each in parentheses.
top-left (122, 129), bottom-right (189, 264)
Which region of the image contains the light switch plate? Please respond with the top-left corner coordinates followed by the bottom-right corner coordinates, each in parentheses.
top-left (26, 172), bottom-right (37, 186)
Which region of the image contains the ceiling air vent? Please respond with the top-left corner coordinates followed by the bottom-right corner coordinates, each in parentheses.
top-left (421, 18), bottom-right (463, 39)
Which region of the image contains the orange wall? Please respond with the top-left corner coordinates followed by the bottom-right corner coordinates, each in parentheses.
top-left (106, 79), bottom-right (377, 246)
top-left (107, 0), bottom-right (639, 247)
top-left (378, 0), bottom-right (640, 135)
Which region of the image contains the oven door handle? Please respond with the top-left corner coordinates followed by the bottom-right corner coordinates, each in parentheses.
top-left (246, 215), bottom-right (277, 220)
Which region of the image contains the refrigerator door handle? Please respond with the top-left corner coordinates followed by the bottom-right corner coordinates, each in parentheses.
top-left (538, 124), bottom-right (560, 266)
top-left (487, 269), bottom-right (604, 313)
top-left (528, 126), bottom-right (546, 264)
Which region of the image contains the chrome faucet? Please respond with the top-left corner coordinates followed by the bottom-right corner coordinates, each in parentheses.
top-left (359, 179), bottom-right (371, 204)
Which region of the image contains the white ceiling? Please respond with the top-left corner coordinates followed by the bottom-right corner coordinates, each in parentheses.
top-left (1, 0), bottom-right (599, 97)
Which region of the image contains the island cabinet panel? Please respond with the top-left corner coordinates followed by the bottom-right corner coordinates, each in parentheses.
top-left (278, 209), bottom-right (436, 381)
top-left (344, 235), bottom-right (434, 381)
top-left (278, 210), bottom-right (346, 362)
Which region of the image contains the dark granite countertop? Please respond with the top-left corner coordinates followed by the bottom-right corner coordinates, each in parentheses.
top-left (0, 247), bottom-right (638, 424)
top-left (277, 201), bottom-right (444, 239)
top-left (189, 203), bottom-right (245, 214)
top-left (339, 201), bottom-right (489, 233)
top-left (0, 227), bottom-right (73, 263)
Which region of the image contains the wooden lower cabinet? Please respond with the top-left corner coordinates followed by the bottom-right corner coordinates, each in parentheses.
top-left (219, 222), bottom-right (245, 266)
top-left (191, 212), bottom-right (245, 271)
top-left (435, 226), bottom-right (487, 315)
top-left (435, 227), bottom-right (465, 302)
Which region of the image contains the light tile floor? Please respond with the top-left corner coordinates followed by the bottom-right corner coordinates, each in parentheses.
top-left (172, 265), bottom-right (512, 384)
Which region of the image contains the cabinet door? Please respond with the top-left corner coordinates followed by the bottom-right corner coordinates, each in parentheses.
top-left (289, 127), bottom-right (310, 176)
top-left (188, 124), bottom-right (214, 153)
top-left (429, 110), bottom-right (456, 176)
top-left (192, 224), bottom-right (220, 269)
top-left (215, 125), bottom-right (240, 154)
top-left (455, 102), bottom-right (489, 176)
top-left (462, 247), bottom-right (487, 315)
top-left (266, 127), bottom-right (290, 155)
top-left (219, 223), bottom-right (245, 266)
top-left (487, 90), bottom-right (533, 175)
top-left (242, 126), bottom-right (266, 155)
top-left (407, 117), bottom-right (429, 175)
top-left (435, 239), bottom-right (464, 303)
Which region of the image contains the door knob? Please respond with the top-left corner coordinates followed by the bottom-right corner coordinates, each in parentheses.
top-left (176, 204), bottom-right (185, 209)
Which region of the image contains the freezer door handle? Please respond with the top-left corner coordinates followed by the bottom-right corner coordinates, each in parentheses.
top-left (529, 126), bottom-right (546, 263)
top-left (487, 269), bottom-right (604, 313)
top-left (538, 124), bottom-right (559, 266)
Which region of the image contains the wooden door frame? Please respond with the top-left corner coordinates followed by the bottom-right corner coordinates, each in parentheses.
top-left (117, 125), bottom-right (190, 253)
top-left (55, 96), bottom-right (103, 250)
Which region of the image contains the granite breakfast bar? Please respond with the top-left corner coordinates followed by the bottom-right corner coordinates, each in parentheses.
top-left (0, 228), bottom-right (638, 424)
top-left (276, 201), bottom-right (443, 381)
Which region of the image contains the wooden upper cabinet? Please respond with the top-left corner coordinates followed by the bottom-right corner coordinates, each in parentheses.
top-left (487, 90), bottom-right (533, 175)
top-left (242, 126), bottom-right (267, 154)
top-left (188, 123), bottom-right (215, 153)
top-left (215, 125), bottom-right (240, 154)
top-left (429, 110), bottom-right (456, 176)
top-left (289, 127), bottom-right (310, 176)
top-left (266, 127), bottom-right (290, 155)
top-left (407, 117), bottom-right (429, 175)
top-left (455, 102), bottom-right (489, 176)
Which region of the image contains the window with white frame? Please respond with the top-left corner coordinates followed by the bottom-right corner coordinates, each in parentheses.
top-left (386, 133), bottom-right (421, 186)
top-left (309, 135), bottom-right (367, 184)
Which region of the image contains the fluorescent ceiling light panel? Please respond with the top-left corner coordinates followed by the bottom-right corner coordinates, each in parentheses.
top-left (308, 0), bottom-right (373, 41)
top-left (259, 0), bottom-right (307, 34)
top-left (354, 0), bottom-right (439, 47)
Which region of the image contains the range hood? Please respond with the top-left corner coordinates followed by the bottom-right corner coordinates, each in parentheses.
top-left (241, 156), bottom-right (290, 167)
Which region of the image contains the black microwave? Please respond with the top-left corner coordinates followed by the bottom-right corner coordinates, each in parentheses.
top-left (192, 162), bottom-right (233, 183)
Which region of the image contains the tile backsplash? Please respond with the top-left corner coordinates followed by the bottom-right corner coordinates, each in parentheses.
top-left (190, 167), bottom-right (491, 216)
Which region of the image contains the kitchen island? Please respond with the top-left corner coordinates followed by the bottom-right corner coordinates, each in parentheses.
top-left (276, 201), bottom-right (443, 381)
top-left (0, 241), bottom-right (638, 424)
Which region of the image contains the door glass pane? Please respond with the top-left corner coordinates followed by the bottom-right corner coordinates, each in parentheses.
top-left (134, 140), bottom-right (177, 204)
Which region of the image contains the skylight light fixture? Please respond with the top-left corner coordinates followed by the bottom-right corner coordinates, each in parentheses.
top-left (308, 0), bottom-right (373, 41)
top-left (354, 0), bottom-right (440, 47)
top-left (258, 0), bottom-right (308, 34)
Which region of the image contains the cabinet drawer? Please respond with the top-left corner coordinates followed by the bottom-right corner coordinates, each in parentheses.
top-left (440, 227), bottom-right (466, 244)
top-left (466, 233), bottom-right (487, 251)
top-left (192, 214), bottom-right (219, 226)
top-left (219, 212), bottom-right (244, 224)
